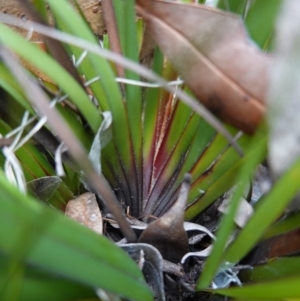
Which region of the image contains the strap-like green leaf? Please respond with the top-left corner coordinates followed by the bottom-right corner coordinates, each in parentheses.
top-left (224, 156), bottom-right (300, 265)
top-left (0, 256), bottom-right (97, 301)
top-left (0, 171), bottom-right (152, 301)
top-left (196, 129), bottom-right (267, 289)
top-left (0, 24), bottom-right (101, 133)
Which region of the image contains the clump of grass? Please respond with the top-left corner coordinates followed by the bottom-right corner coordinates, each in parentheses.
top-left (1, 1), bottom-right (300, 301)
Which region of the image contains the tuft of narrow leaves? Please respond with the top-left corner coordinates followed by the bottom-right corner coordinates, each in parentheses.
top-left (2, 0), bottom-right (300, 301)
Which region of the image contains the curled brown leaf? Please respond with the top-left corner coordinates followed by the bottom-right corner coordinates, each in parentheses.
top-left (65, 192), bottom-right (103, 235)
top-left (136, 0), bottom-right (273, 134)
top-left (139, 175), bottom-right (191, 263)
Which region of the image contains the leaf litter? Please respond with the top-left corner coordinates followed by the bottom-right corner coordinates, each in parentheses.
top-left (100, 164), bottom-right (274, 300)
top-left (78, 175), bottom-right (237, 300)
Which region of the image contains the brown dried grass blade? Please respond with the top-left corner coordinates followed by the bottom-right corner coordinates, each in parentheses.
top-left (102, 0), bottom-right (125, 80)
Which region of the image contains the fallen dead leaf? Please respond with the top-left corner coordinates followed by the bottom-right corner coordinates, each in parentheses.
top-left (136, 0), bottom-right (273, 134)
top-left (138, 175), bottom-right (191, 263)
top-left (65, 192), bottom-right (103, 235)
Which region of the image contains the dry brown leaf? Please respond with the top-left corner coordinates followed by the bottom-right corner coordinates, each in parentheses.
top-left (138, 175), bottom-right (191, 263)
top-left (0, 0), bottom-right (105, 41)
top-left (136, 0), bottom-right (273, 134)
top-left (65, 192), bottom-right (103, 235)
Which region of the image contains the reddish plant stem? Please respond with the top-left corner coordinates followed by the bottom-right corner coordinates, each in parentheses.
top-left (101, 0), bottom-right (125, 83)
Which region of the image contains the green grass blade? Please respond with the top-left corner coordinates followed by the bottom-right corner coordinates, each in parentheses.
top-left (113, 0), bottom-right (142, 144)
top-left (210, 274), bottom-right (300, 299)
top-left (0, 171), bottom-right (152, 301)
top-left (44, 0), bottom-right (119, 112)
top-left (223, 156), bottom-right (300, 265)
top-left (262, 211), bottom-right (300, 240)
top-left (245, 0), bottom-right (282, 50)
top-left (32, 0), bottom-right (48, 22)
top-left (196, 129), bottom-right (267, 289)
top-left (46, 0), bottom-right (139, 205)
top-left (242, 257), bottom-right (300, 282)
top-left (0, 119), bottom-right (73, 207)
top-left (142, 47), bottom-right (164, 200)
top-left (0, 24), bottom-right (101, 133)
top-left (218, 0), bottom-right (249, 16)
top-left (185, 133), bottom-right (249, 219)
top-left (113, 0), bottom-right (143, 201)
top-left (153, 118), bottom-right (216, 215)
top-left (179, 119), bottom-right (216, 180)
top-left (188, 129), bottom-right (235, 183)
top-left (0, 255), bottom-right (97, 301)
top-left (218, 0), bottom-right (282, 49)
top-left (0, 63), bottom-right (33, 113)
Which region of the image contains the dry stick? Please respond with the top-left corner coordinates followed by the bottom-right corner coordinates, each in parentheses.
top-left (101, 0), bottom-right (125, 81)
top-left (0, 45), bottom-right (137, 243)
top-left (0, 13), bottom-right (243, 156)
